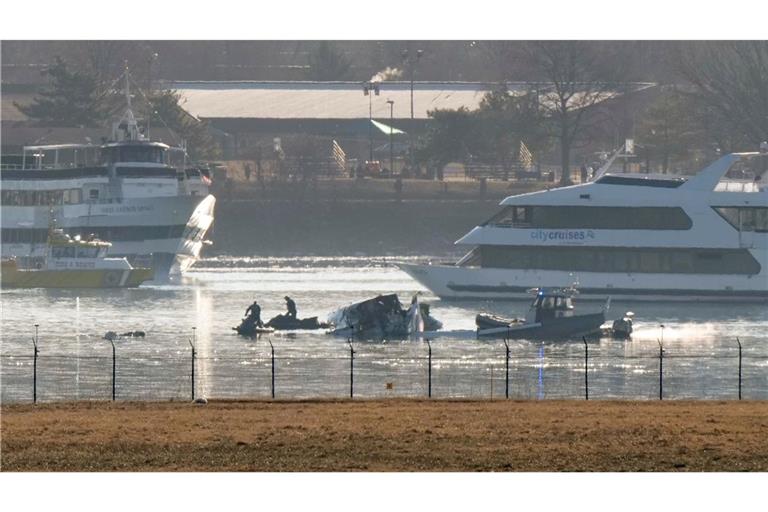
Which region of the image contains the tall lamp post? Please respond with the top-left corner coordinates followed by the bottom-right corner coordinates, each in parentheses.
top-left (363, 80), bottom-right (380, 163)
top-left (386, 99), bottom-right (394, 174)
top-left (146, 52), bottom-right (158, 137)
top-left (401, 48), bottom-right (423, 170)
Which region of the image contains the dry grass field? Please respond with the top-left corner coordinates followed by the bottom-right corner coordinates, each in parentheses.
top-left (2, 400), bottom-right (767, 472)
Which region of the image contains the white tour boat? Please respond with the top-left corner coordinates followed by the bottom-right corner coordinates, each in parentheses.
top-left (0, 70), bottom-right (215, 280)
top-left (399, 152), bottom-right (768, 302)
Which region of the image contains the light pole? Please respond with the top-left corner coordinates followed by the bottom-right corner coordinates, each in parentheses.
top-left (401, 48), bottom-right (423, 170)
top-left (362, 80), bottom-right (380, 163)
top-left (386, 99), bottom-right (394, 174)
top-left (146, 52), bottom-right (158, 137)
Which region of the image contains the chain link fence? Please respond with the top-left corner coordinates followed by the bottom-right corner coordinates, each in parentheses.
top-left (2, 334), bottom-right (765, 404)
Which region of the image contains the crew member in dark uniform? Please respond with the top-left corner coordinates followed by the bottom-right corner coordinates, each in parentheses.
top-left (284, 296), bottom-right (297, 319)
top-left (244, 301), bottom-right (263, 327)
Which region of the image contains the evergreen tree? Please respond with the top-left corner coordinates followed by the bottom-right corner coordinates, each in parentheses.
top-left (16, 56), bottom-right (109, 127)
top-left (148, 90), bottom-right (221, 160)
top-left (418, 107), bottom-right (479, 171)
top-left (636, 88), bottom-right (704, 172)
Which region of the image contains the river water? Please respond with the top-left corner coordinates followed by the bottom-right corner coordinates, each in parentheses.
top-left (2, 257), bottom-right (766, 403)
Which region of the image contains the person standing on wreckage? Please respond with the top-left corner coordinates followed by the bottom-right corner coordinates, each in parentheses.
top-left (244, 301), bottom-right (264, 328)
top-left (284, 296), bottom-right (297, 319)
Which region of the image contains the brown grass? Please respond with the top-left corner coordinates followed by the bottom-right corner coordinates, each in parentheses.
top-left (2, 400), bottom-right (767, 472)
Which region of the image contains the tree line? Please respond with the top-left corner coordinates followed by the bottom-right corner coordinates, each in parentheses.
top-left (13, 41), bottom-right (768, 174)
top-left (417, 41), bottom-right (768, 183)
top-left (15, 56), bottom-right (220, 160)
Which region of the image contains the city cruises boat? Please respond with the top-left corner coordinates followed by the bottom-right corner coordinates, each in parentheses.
top-left (476, 286), bottom-right (607, 339)
top-left (0, 71), bottom-right (215, 280)
top-left (1, 227), bottom-right (152, 288)
top-left (399, 152), bottom-right (768, 301)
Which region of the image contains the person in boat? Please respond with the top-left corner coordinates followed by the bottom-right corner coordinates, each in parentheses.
top-left (284, 296), bottom-right (297, 319)
top-left (244, 301), bottom-right (264, 328)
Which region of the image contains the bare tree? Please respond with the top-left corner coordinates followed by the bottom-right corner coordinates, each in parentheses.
top-left (521, 41), bottom-right (626, 185)
top-left (677, 41), bottom-right (768, 147)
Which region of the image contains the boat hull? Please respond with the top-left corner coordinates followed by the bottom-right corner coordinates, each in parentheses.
top-left (1, 265), bottom-right (153, 289)
top-left (477, 312), bottom-right (606, 339)
top-left (398, 262), bottom-right (768, 302)
top-left (1, 194), bottom-right (216, 281)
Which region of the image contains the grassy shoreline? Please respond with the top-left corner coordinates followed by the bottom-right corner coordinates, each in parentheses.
top-left (3, 399), bottom-right (767, 472)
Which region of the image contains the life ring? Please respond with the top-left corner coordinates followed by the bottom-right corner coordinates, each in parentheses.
top-left (103, 270), bottom-right (122, 287)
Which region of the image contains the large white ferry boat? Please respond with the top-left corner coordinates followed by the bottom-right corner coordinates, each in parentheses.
top-left (400, 152), bottom-right (768, 302)
top-left (1, 74), bottom-right (215, 280)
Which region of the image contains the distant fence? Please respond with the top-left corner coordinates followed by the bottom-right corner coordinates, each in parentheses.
top-left (2, 333), bottom-right (765, 404)
top-left (464, 163), bottom-right (545, 182)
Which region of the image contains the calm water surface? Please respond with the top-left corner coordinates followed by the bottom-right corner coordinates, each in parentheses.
top-left (2, 257), bottom-right (766, 402)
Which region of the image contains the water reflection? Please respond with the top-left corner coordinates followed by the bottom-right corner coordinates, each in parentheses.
top-left (1, 263), bottom-right (767, 403)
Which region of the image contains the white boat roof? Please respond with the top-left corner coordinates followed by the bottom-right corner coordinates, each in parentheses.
top-left (101, 141), bottom-right (170, 149)
top-left (23, 143), bottom-right (100, 151)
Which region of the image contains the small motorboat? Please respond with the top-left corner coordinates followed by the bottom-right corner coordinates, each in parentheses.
top-left (265, 314), bottom-right (330, 331)
top-left (327, 293), bottom-right (442, 339)
top-left (476, 286), bottom-right (607, 340)
top-left (1, 227), bottom-right (152, 289)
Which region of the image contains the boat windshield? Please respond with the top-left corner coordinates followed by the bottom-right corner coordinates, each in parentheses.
top-left (51, 246), bottom-right (76, 258)
top-left (75, 246), bottom-right (100, 258)
top-left (533, 294), bottom-right (573, 310)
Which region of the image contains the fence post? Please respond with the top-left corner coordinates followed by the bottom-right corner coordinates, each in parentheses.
top-left (268, 338), bottom-right (275, 399)
top-left (347, 339), bottom-right (354, 399)
top-left (737, 337), bottom-right (742, 400)
top-left (110, 339), bottom-right (116, 401)
top-left (188, 330), bottom-right (196, 402)
top-left (658, 339), bottom-right (664, 401)
top-left (504, 339), bottom-right (510, 399)
top-left (33, 323), bottom-right (39, 404)
top-left (427, 339), bottom-right (432, 399)
top-left (583, 336), bottom-right (589, 401)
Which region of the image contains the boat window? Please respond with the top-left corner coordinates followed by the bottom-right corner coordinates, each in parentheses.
top-left (89, 189), bottom-right (99, 200)
top-left (51, 246), bottom-right (76, 258)
top-left (484, 206), bottom-right (692, 230)
top-left (75, 246), bottom-right (99, 258)
top-left (542, 297), bottom-right (555, 309)
top-left (713, 207), bottom-right (768, 233)
top-left (477, 245), bottom-right (761, 275)
top-left (1, 229), bottom-right (48, 244)
top-left (596, 175), bottom-right (686, 188)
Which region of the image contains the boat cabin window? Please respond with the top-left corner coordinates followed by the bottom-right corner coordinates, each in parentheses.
top-left (102, 145), bottom-right (166, 164)
top-left (476, 245), bottom-right (762, 275)
top-left (484, 206), bottom-right (692, 230)
top-left (713, 207), bottom-right (768, 233)
top-left (51, 246), bottom-right (76, 258)
top-left (75, 246), bottom-right (100, 258)
top-left (89, 189), bottom-right (99, 200)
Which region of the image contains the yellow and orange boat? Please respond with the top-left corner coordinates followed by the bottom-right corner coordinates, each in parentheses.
top-left (1, 228), bottom-right (152, 289)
